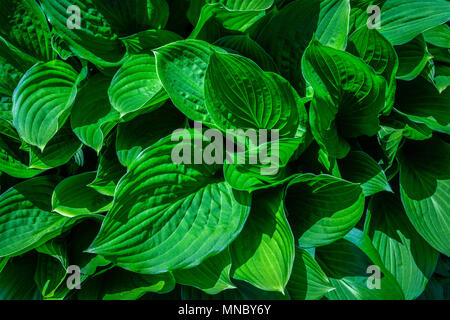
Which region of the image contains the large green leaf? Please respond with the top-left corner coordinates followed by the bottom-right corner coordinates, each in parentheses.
top-left (396, 35), bottom-right (432, 81)
top-left (121, 29), bottom-right (183, 54)
top-left (337, 151), bottom-right (391, 196)
top-left (71, 74), bottom-right (120, 153)
top-left (398, 137), bottom-right (450, 256)
top-left (12, 60), bottom-right (84, 151)
top-left (230, 189), bottom-right (294, 293)
top-left (52, 172), bottom-right (113, 217)
top-left (205, 52), bottom-right (300, 138)
top-left (316, 228), bottom-right (404, 300)
top-left (173, 248), bottom-right (235, 295)
top-left (0, 0), bottom-right (55, 62)
top-left (315, 0), bottom-right (350, 50)
top-left (379, 0), bottom-right (450, 45)
top-left (395, 77), bottom-right (450, 135)
top-left (154, 40), bottom-right (225, 124)
top-left (302, 40), bottom-right (385, 158)
top-left (423, 24), bottom-right (450, 49)
top-left (368, 193), bottom-right (439, 299)
top-left (284, 174), bottom-right (365, 248)
top-left (0, 176), bottom-right (73, 257)
top-left (108, 53), bottom-right (167, 117)
top-left (88, 132), bottom-right (251, 274)
top-left (287, 248), bottom-right (334, 300)
top-left (348, 27), bottom-right (398, 114)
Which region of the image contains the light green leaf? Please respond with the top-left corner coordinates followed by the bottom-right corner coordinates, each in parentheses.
top-left (287, 248), bottom-right (334, 300)
top-left (52, 172), bottom-right (113, 217)
top-left (121, 29), bottom-right (183, 54)
top-left (368, 193), bottom-right (439, 300)
top-left (316, 228), bottom-right (405, 300)
top-left (316, 0), bottom-right (350, 50)
top-left (71, 74), bottom-right (120, 153)
top-left (302, 40), bottom-right (385, 158)
top-left (396, 35), bottom-right (432, 81)
top-left (12, 60), bottom-right (84, 151)
top-left (423, 24), bottom-right (450, 49)
top-left (434, 64), bottom-right (450, 93)
top-left (337, 151), bottom-right (392, 196)
top-left (88, 132), bottom-right (251, 274)
top-left (379, 0), bottom-right (450, 45)
top-left (173, 248), bottom-right (235, 295)
top-left (230, 189), bottom-right (294, 293)
top-left (398, 136), bottom-right (450, 256)
top-left (109, 53), bottom-right (167, 117)
top-left (285, 174), bottom-right (365, 248)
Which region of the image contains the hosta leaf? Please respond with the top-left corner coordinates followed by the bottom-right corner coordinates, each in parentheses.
top-left (379, 0), bottom-right (450, 45)
top-left (0, 0), bottom-right (55, 62)
top-left (181, 286), bottom-right (243, 300)
top-left (154, 39), bottom-right (225, 124)
top-left (224, 138), bottom-right (302, 192)
top-left (230, 189), bottom-right (294, 293)
top-left (285, 174), bottom-right (365, 248)
top-left (173, 248), bottom-right (235, 295)
top-left (88, 132), bottom-right (251, 274)
top-left (398, 137), bottom-right (450, 256)
top-left (337, 151), bottom-right (391, 196)
top-left (0, 136), bottom-right (44, 179)
top-left (109, 53), bottom-right (167, 117)
top-left (368, 193), bottom-right (439, 300)
top-left (12, 60), bottom-right (84, 151)
top-left (302, 40), bottom-right (385, 158)
top-left (316, 228), bottom-right (404, 300)
top-left (121, 29), bottom-right (183, 54)
top-left (233, 279), bottom-right (290, 300)
top-left (205, 52), bottom-right (300, 138)
top-left (0, 253), bottom-right (41, 299)
top-left (34, 239), bottom-right (69, 298)
top-left (423, 24), bottom-right (450, 49)
top-left (396, 35), bottom-right (432, 81)
top-left (40, 0), bottom-right (126, 67)
top-left (315, 0), bottom-right (351, 50)
top-left (287, 248), bottom-right (334, 300)
top-left (78, 268), bottom-right (175, 300)
top-left (0, 176), bottom-right (73, 257)
top-left (71, 74), bottom-right (120, 153)
top-left (348, 27), bottom-right (398, 114)
top-left (116, 103), bottom-right (186, 168)
top-left (395, 77), bottom-right (450, 134)
top-left (214, 35), bottom-right (278, 72)
top-left (52, 172), bottom-right (113, 217)
top-left (29, 124), bottom-right (82, 170)
top-left (89, 136), bottom-right (126, 197)
top-left (434, 64), bottom-right (450, 93)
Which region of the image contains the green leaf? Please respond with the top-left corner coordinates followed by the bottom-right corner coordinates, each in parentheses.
top-left (398, 136), bottom-right (450, 256)
top-left (348, 27), bottom-right (398, 114)
top-left (395, 77), bottom-right (450, 134)
top-left (88, 132), bottom-right (251, 274)
top-left (12, 60), bottom-right (84, 151)
top-left (396, 35), bottom-right (432, 81)
top-left (368, 193), bottom-right (439, 300)
top-left (315, 0), bottom-right (351, 50)
top-left (0, 253), bottom-right (41, 299)
top-left (52, 172), bottom-right (113, 217)
top-left (121, 29), bottom-right (183, 54)
top-left (173, 248), bottom-right (235, 295)
top-left (434, 64), bottom-right (450, 93)
top-left (78, 268), bottom-right (175, 300)
top-left (116, 103), bottom-right (186, 168)
top-left (29, 123), bottom-right (82, 170)
top-left (302, 40), bottom-right (385, 158)
top-left (379, 0), bottom-right (450, 45)
top-left (230, 189), bottom-right (294, 293)
top-left (316, 228), bottom-right (405, 300)
top-left (34, 239), bottom-right (69, 298)
top-left (423, 24), bottom-right (450, 49)
top-left (154, 39), bottom-right (225, 124)
top-left (337, 151), bottom-right (392, 196)
top-left (0, 0), bottom-right (55, 62)
top-left (287, 248), bottom-right (334, 300)
top-left (285, 174), bottom-right (365, 248)
top-left (109, 53), bottom-right (167, 117)
top-left (71, 74), bottom-right (120, 153)
top-left (205, 52), bottom-right (300, 138)
top-left (0, 176), bottom-right (73, 257)
top-left (214, 35), bottom-right (278, 72)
